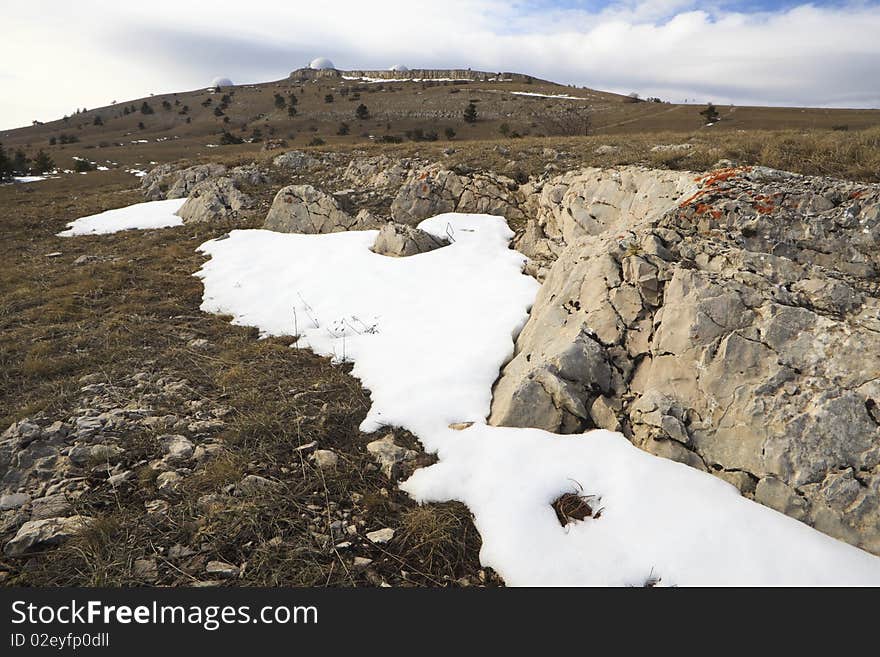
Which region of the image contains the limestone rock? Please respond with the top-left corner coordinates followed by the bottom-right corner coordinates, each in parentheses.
top-left (4, 516), bottom-right (92, 556)
top-left (142, 163), bottom-right (227, 201)
top-left (365, 435), bottom-right (418, 480)
top-left (175, 177), bottom-right (253, 224)
top-left (372, 222), bottom-right (447, 257)
top-left (264, 185), bottom-right (376, 234)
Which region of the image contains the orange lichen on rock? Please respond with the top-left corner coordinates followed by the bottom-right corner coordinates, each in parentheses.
top-left (680, 166), bottom-right (752, 209)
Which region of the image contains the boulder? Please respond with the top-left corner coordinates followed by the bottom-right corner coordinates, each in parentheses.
top-left (175, 177), bottom-right (253, 224)
top-left (264, 185), bottom-right (376, 234)
top-left (272, 151), bottom-right (317, 171)
top-left (372, 222), bottom-right (448, 257)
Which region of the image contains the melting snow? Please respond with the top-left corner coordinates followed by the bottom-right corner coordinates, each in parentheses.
top-left (511, 91), bottom-right (583, 100)
top-left (58, 199), bottom-right (184, 236)
top-left (195, 213), bottom-right (880, 586)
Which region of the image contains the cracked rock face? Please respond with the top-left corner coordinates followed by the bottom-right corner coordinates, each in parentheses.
top-left (141, 163), bottom-right (228, 201)
top-left (390, 164), bottom-right (524, 226)
top-left (264, 184), bottom-right (378, 234)
top-left (492, 165), bottom-right (880, 554)
top-left (176, 176), bottom-right (253, 224)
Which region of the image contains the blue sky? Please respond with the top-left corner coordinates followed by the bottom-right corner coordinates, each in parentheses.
top-left (1, 0), bottom-right (879, 129)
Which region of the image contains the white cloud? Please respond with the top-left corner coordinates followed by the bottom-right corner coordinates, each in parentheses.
top-left (1, 1), bottom-right (878, 130)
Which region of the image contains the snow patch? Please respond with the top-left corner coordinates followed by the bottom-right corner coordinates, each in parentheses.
top-left (194, 213), bottom-right (880, 586)
top-left (59, 199), bottom-right (185, 236)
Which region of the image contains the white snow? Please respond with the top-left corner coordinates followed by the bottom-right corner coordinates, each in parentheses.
top-left (58, 198), bottom-right (185, 236)
top-left (195, 213), bottom-right (880, 586)
top-left (511, 91), bottom-right (583, 100)
top-left (341, 76), bottom-right (462, 84)
top-left (10, 175), bottom-right (46, 183)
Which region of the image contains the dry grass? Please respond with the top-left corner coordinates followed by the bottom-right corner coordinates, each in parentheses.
top-left (0, 173), bottom-right (494, 587)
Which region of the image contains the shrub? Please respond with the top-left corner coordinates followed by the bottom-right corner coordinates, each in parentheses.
top-left (378, 135), bottom-right (403, 144)
top-left (287, 105), bottom-right (297, 117)
top-left (214, 106), bottom-right (224, 117)
top-left (274, 93), bottom-right (286, 109)
top-left (140, 102), bottom-right (154, 115)
top-left (700, 103), bottom-right (720, 124)
top-left (219, 130), bottom-right (243, 145)
top-left (444, 127), bottom-right (456, 140)
top-left (162, 100), bottom-right (172, 110)
top-left (463, 102), bottom-right (477, 123)
top-left (93, 116), bottom-right (103, 126)
top-left (308, 137), bottom-right (325, 146)
top-left (337, 122), bottom-right (350, 136)
top-left (324, 94), bottom-right (334, 104)
top-left (73, 158), bottom-right (96, 172)
top-left (355, 104), bottom-right (369, 120)
top-left (49, 136), bottom-right (57, 146)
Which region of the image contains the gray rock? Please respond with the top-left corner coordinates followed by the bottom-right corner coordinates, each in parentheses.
top-left (264, 185), bottom-right (376, 234)
top-left (175, 177), bottom-right (252, 224)
top-left (205, 560), bottom-right (240, 578)
top-left (372, 222), bottom-right (447, 257)
top-left (490, 164), bottom-right (880, 553)
top-left (365, 528), bottom-right (395, 544)
top-left (4, 516), bottom-right (92, 557)
top-left (311, 449), bottom-right (339, 469)
top-left (30, 494), bottom-right (72, 520)
top-left (272, 151), bottom-right (316, 170)
top-left (365, 435), bottom-right (418, 480)
top-left (233, 475), bottom-right (281, 497)
top-left (0, 493), bottom-right (30, 511)
top-left (160, 435), bottom-right (194, 464)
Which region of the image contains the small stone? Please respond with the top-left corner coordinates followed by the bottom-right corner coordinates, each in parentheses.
top-left (156, 471), bottom-right (183, 496)
top-left (234, 475), bottom-right (282, 497)
top-left (312, 449), bottom-right (338, 469)
top-left (133, 558), bottom-right (158, 582)
top-left (353, 556), bottom-right (373, 569)
top-left (160, 435), bottom-right (194, 464)
top-left (145, 499), bottom-right (169, 515)
top-left (107, 470), bottom-right (133, 487)
top-left (366, 528), bottom-right (395, 544)
top-left (205, 560), bottom-right (240, 578)
top-left (366, 434), bottom-right (418, 480)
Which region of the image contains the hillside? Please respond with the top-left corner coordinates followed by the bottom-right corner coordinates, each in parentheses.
top-left (3, 67), bottom-right (880, 176)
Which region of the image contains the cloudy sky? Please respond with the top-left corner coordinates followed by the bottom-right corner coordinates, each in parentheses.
top-left (2, 0), bottom-right (878, 129)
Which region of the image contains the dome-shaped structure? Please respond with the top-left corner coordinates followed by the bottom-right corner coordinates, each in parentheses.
top-left (390, 64), bottom-right (409, 72)
top-left (309, 57), bottom-right (335, 70)
top-left (210, 77), bottom-right (233, 89)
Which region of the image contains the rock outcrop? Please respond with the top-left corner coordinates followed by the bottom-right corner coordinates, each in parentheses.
top-left (264, 185), bottom-right (377, 233)
top-left (176, 177), bottom-right (253, 224)
top-left (141, 163), bottom-right (228, 201)
top-left (491, 165), bottom-right (880, 554)
top-left (390, 164), bottom-right (524, 226)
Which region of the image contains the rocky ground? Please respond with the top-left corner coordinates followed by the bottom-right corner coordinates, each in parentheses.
top-left (3, 140), bottom-right (879, 585)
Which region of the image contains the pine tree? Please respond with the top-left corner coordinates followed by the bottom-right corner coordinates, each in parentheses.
top-left (274, 93), bottom-right (286, 109)
top-left (700, 103), bottom-right (720, 124)
top-left (355, 104), bottom-right (369, 120)
top-left (31, 150), bottom-right (54, 174)
top-left (12, 149), bottom-right (29, 174)
top-left (463, 102), bottom-right (478, 123)
top-left (287, 105), bottom-right (297, 117)
top-left (0, 144), bottom-right (13, 181)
